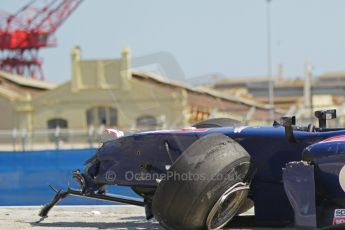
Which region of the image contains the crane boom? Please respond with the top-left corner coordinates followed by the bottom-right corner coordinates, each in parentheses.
top-left (0, 0), bottom-right (83, 80)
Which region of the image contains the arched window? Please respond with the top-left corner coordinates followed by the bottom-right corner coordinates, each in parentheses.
top-left (86, 107), bottom-right (117, 127)
top-left (136, 116), bottom-right (157, 130)
top-left (47, 118), bottom-right (68, 129)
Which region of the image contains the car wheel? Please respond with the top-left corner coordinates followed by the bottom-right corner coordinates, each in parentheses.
top-left (193, 117), bottom-right (253, 216)
top-left (152, 133), bottom-right (251, 230)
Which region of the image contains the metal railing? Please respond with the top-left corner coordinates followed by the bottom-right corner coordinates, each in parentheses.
top-left (0, 127), bottom-right (117, 151)
top-left (0, 124), bottom-right (169, 151)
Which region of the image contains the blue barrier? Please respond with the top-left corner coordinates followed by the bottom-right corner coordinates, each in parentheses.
top-left (0, 149), bottom-right (138, 205)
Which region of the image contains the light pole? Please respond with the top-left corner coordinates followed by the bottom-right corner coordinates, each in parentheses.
top-left (266, 0), bottom-right (274, 120)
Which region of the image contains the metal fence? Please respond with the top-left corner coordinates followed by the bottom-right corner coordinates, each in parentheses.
top-left (0, 127), bottom-right (120, 151)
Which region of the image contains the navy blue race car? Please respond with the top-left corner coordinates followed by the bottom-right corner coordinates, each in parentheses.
top-left (39, 109), bottom-right (345, 229)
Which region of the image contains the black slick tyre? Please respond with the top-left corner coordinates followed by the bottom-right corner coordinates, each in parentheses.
top-left (152, 133), bottom-right (250, 230)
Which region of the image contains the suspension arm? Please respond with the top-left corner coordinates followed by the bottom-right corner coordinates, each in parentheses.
top-left (38, 187), bottom-right (145, 222)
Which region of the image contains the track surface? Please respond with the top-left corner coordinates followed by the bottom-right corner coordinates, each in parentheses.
top-left (0, 205), bottom-right (291, 229)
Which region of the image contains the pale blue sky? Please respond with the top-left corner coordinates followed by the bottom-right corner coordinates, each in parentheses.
top-left (2, 0), bottom-right (345, 83)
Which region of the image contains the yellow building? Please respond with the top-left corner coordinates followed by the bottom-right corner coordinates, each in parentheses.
top-left (28, 47), bottom-right (282, 132)
top-left (0, 71), bottom-right (55, 130)
top-left (0, 47), bottom-right (285, 141)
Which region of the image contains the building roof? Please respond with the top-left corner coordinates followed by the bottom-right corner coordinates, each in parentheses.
top-left (319, 71), bottom-right (345, 78)
top-left (131, 70), bottom-right (285, 114)
top-left (215, 76), bottom-right (270, 85)
top-left (213, 76), bottom-right (304, 88)
top-left (0, 71), bottom-right (56, 90)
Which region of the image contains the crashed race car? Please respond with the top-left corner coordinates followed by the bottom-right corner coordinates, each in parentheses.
top-left (39, 109), bottom-right (345, 229)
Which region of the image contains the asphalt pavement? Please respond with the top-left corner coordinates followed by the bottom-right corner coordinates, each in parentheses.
top-left (0, 205), bottom-right (290, 230)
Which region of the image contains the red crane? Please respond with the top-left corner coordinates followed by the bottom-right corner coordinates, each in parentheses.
top-left (0, 0), bottom-right (83, 80)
